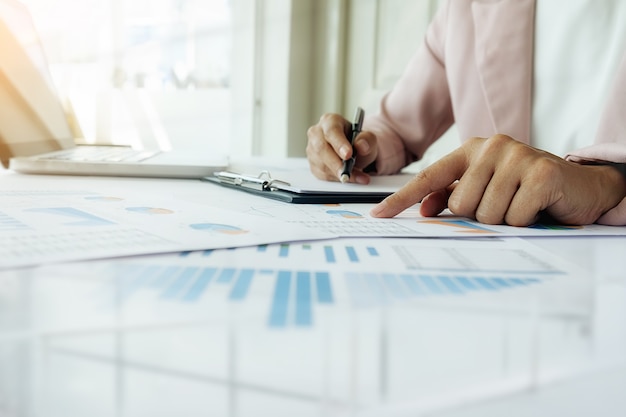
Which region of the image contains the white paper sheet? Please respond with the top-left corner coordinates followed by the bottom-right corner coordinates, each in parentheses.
top-left (203, 186), bottom-right (626, 238)
top-left (0, 188), bottom-right (334, 269)
top-left (222, 158), bottom-right (626, 237)
top-left (13, 236), bottom-right (590, 331)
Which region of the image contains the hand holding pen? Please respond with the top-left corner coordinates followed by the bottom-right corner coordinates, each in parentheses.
top-left (340, 107), bottom-right (365, 183)
top-left (306, 106), bottom-right (378, 185)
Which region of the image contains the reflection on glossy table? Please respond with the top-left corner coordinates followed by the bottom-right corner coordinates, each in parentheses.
top-left (0, 169), bottom-right (625, 417)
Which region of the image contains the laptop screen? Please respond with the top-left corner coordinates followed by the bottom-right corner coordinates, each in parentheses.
top-left (0, 0), bottom-right (74, 168)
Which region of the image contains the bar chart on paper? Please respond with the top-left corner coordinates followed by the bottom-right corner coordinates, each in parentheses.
top-left (98, 237), bottom-right (579, 328)
top-left (208, 194), bottom-right (626, 237)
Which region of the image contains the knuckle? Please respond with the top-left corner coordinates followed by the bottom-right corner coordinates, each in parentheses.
top-left (384, 191), bottom-right (403, 207)
top-left (447, 198), bottom-right (463, 215)
top-left (445, 186), bottom-right (469, 215)
top-left (504, 211), bottom-right (535, 227)
top-left (489, 133), bottom-right (513, 145)
top-left (447, 195), bottom-right (471, 218)
top-left (464, 136), bottom-right (484, 147)
top-left (528, 157), bottom-right (561, 182)
top-left (481, 134), bottom-right (515, 154)
top-left (413, 169), bottom-right (433, 187)
top-left (306, 124), bottom-right (318, 139)
top-left (319, 112), bottom-right (343, 126)
top-left (536, 157), bottom-right (560, 176)
top-left (475, 207), bottom-right (502, 225)
top-left (306, 132), bottom-right (325, 155)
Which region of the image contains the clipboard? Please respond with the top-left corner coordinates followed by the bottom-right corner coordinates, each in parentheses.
top-left (203, 170), bottom-right (393, 204)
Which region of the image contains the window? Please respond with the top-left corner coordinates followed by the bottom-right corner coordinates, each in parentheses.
top-left (23, 0), bottom-right (232, 155)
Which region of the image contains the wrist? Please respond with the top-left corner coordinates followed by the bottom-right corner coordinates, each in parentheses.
top-left (595, 163), bottom-right (626, 213)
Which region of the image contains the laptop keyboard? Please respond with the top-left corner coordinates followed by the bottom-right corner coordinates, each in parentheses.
top-left (40, 146), bottom-right (161, 163)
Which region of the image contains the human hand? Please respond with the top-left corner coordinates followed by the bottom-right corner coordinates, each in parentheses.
top-left (370, 135), bottom-right (626, 226)
top-left (306, 113), bottom-right (378, 184)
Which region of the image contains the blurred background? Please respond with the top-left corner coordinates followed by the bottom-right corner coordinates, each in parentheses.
top-left (21, 0), bottom-right (456, 167)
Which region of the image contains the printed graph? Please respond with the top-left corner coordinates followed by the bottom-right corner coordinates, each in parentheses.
top-left (0, 211), bottom-right (30, 231)
top-left (528, 224), bottom-right (583, 231)
top-left (345, 272), bottom-right (541, 308)
top-left (84, 196), bottom-right (125, 202)
top-left (126, 207), bottom-right (174, 215)
top-left (189, 223), bottom-right (249, 234)
top-left (106, 247), bottom-right (549, 328)
top-left (25, 207), bottom-right (115, 227)
top-left (107, 263), bottom-right (334, 327)
top-left (326, 209), bottom-right (363, 219)
top-left (417, 219), bottom-right (497, 234)
top-left (182, 242), bottom-right (382, 264)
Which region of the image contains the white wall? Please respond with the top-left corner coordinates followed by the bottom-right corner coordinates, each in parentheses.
top-left (240, 0), bottom-right (458, 169)
top-left (229, 0), bottom-right (315, 159)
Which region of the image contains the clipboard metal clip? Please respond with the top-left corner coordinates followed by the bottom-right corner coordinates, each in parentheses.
top-left (214, 170), bottom-right (291, 191)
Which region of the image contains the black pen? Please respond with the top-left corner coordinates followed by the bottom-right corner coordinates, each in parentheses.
top-left (340, 106), bottom-right (365, 183)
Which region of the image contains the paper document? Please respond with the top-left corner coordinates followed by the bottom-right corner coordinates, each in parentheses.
top-left (18, 237), bottom-right (590, 330)
top-left (205, 190), bottom-right (626, 238)
top-left (203, 170), bottom-right (414, 203)
top-left (227, 158), bottom-right (414, 194)
top-left (0, 189), bottom-right (334, 270)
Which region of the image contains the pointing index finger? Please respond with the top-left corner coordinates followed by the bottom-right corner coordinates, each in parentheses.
top-left (370, 146), bottom-right (471, 218)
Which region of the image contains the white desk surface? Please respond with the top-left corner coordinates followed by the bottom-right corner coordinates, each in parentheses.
top-left (1, 163), bottom-right (625, 417)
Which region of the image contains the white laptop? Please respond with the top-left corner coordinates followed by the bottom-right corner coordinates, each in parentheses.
top-left (0, 0), bottom-right (228, 178)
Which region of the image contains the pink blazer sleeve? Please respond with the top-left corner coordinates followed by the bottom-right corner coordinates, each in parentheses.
top-left (566, 54), bottom-right (626, 225)
top-left (363, 0), bottom-right (536, 175)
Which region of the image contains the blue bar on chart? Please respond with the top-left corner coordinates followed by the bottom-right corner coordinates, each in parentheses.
top-left (248, 242), bottom-right (386, 265)
top-left (230, 269), bottom-right (254, 300)
top-left (182, 267), bottom-right (217, 301)
top-left (382, 274), bottom-right (409, 299)
top-left (110, 264), bottom-right (337, 328)
top-left (217, 268), bottom-right (236, 283)
top-left (419, 275), bottom-right (445, 294)
top-left (437, 275), bottom-right (464, 295)
top-left (324, 246), bottom-right (336, 263)
top-left (269, 271), bottom-right (292, 327)
top-left (474, 277), bottom-right (498, 291)
top-left (179, 249), bottom-right (213, 258)
top-left (345, 272), bottom-right (543, 308)
top-left (456, 276), bottom-right (479, 291)
top-left (492, 278), bottom-right (512, 288)
top-left (400, 274), bottom-right (426, 296)
top-left (345, 246), bottom-right (359, 263)
top-left (266, 270), bottom-right (336, 328)
top-left (161, 267), bottom-right (200, 299)
top-left (367, 246), bottom-right (379, 257)
top-left (315, 272), bottom-right (334, 303)
top-left (295, 272), bottom-right (312, 326)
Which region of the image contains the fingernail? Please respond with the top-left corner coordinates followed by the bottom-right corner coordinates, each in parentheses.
top-left (370, 201), bottom-right (386, 217)
top-left (355, 174), bottom-right (369, 185)
top-left (339, 145), bottom-right (351, 159)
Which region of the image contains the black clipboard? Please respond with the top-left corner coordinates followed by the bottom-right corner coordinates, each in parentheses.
top-left (202, 171), bottom-right (392, 204)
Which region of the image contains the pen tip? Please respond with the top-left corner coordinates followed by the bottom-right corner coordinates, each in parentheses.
top-left (340, 174), bottom-right (349, 183)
